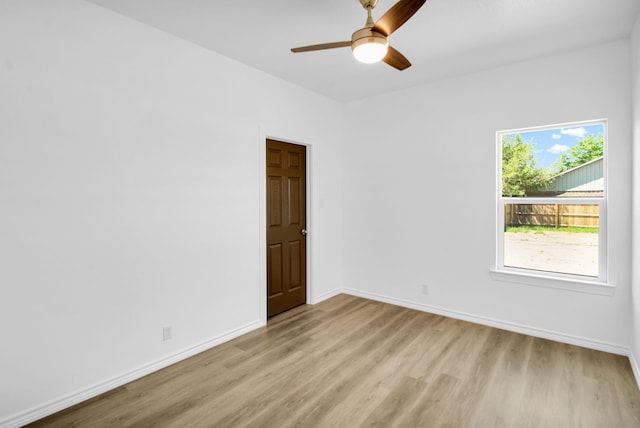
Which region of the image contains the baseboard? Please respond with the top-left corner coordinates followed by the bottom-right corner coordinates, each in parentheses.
top-left (1, 320), bottom-right (265, 428)
top-left (309, 287), bottom-right (343, 305)
top-left (629, 351), bottom-right (640, 390)
top-left (343, 288), bottom-right (629, 356)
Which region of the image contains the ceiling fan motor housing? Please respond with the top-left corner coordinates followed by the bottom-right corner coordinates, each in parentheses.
top-left (351, 28), bottom-right (389, 63)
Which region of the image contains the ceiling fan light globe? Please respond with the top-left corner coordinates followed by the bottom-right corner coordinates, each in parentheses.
top-left (351, 31), bottom-right (389, 64)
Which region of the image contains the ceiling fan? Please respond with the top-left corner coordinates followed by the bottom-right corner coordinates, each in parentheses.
top-left (291, 0), bottom-right (426, 70)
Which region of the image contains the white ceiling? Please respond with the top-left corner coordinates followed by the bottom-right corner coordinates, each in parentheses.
top-left (86, 0), bottom-right (640, 103)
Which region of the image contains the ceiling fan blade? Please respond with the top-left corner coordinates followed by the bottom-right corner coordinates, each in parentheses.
top-left (291, 41), bottom-right (351, 53)
top-left (373, 0), bottom-right (426, 37)
top-left (383, 46), bottom-right (411, 70)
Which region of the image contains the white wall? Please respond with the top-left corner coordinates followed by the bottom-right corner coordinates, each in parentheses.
top-left (343, 40), bottom-right (633, 351)
top-left (0, 0), bottom-right (343, 424)
top-left (631, 14), bottom-right (640, 379)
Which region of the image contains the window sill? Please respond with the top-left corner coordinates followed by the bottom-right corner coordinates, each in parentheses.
top-left (489, 269), bottom-right (615, 296)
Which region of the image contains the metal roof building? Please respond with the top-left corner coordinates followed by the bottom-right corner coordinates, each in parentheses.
top-left (538, 156), bottom-right (604, 197)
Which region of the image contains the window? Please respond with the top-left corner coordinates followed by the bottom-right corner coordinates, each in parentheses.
top-left (496, 120), bottom-right (607, 284)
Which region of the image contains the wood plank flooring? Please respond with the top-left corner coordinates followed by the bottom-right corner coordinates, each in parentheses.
top-left (29, 295), bottom-right (640, 427)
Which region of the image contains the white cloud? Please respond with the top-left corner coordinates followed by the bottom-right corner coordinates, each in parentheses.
top-left (548, 144), bottom-right (570, 154)
top-left (560, 127), bottom-right (587, 138)
top-left (551, 134), bottom-right (562, 139)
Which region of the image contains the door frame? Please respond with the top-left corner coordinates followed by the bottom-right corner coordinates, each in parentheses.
top-left (259, 130), bottom-right (313, 323)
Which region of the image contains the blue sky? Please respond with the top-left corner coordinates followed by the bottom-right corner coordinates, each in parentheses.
top-left (505, 123), bottom-right (604, 170)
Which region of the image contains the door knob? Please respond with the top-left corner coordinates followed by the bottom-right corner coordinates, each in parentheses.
top-left (301, 229), bottom-right (308, 236)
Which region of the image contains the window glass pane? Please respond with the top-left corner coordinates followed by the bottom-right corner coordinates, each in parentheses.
top-left (501, 124), bottom-right (604, 197)
top-left (503, 203), bottom-right (599, 277)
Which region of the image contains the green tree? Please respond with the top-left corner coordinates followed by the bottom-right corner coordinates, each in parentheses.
top-left (502, 134), bottom-right (552, 196)
top-left (554, 134), bottom-right (603, 173)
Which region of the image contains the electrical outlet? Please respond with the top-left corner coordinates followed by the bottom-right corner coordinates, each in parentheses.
top-left (162, 326), bottom-right (172, 341)
top-left (421, 284), bottom-right (429, 295)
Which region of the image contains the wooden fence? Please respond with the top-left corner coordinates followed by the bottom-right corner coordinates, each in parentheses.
top-left (504, 204), bottom-right (599, 228)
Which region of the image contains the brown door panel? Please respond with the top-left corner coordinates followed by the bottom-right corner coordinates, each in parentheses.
top-left (266, 140), bottom-right (307, 317)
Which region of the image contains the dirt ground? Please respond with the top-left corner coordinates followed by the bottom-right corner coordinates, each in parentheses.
top-left (503, 230), bottom-right (598, 277)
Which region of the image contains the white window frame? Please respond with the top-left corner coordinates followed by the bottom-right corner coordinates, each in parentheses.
top-left (495, 119), bottom-right (610, 290)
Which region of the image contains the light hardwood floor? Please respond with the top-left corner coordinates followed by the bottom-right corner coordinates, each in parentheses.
top-left (30, 294), bottom-right (640, 427)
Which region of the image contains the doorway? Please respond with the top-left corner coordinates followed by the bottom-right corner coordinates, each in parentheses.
top-left (266, 139), bottom-right (307, 317)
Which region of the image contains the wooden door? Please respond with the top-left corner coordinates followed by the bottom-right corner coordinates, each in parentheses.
top-left (266, 139), bottom-right (307, 317)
